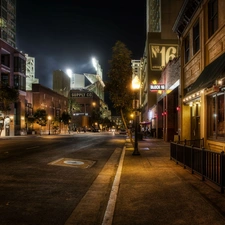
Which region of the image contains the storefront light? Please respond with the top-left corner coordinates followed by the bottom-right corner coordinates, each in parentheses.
top-left (149, 110), bottom-right (152, 120)
top-left (10, 116), bottom-right (13, 122)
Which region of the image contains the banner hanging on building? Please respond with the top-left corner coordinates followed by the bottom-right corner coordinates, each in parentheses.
top-left (149, 43), bottom-right (178, 71)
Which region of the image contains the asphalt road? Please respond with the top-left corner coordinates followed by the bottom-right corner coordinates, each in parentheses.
top-left (0, 132), bottom-right (125, 225)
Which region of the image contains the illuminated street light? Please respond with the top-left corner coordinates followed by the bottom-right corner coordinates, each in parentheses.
top-left (132, 75), bottom-right (141, 155)
top-left (132, 75), bottom-right (141, 90)
top-left (48, 116), bottom-right (51, 135)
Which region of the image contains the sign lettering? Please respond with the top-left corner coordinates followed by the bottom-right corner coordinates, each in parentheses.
top-left (71, 92), bottom-right (93, 98)
top-left (149, 44), bottom-right (178, 71)
top-left (150, 84), bottom-right (165, 91)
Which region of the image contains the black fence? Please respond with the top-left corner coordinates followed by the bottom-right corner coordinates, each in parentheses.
top-left (176, 138), bottom-right (204, 148)
top-left (170, 142), bottom-right (225, 193)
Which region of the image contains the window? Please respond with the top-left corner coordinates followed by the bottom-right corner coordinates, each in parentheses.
top-left (208, 93), bottom-right (225, 139)
top-left (1, 73), bottom-right (9, 85)
top-left (2, 9), bottom-right (7, 20)
top-left (14, 75), bottom-right (25, 91)
top-left (208, 0), bottom-right (218, 38)
top-left (193, 21), bottom-right (200, 54)
top-left (184, 35), bottom-right (190, 64)
top-left (2, 30), bottom-right (7, 40)
top-left (1, 54), bottom-right (10, 67)
top-left (14, 56), bottom-right (26, 74)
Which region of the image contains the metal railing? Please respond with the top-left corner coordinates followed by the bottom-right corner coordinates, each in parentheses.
top-left (176, 138), bottom-right (204, 148)
top-left (170, 142), bottom-right (225, 193)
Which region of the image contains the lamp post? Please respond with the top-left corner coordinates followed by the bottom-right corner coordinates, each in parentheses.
top-left (132, 75), bottom-right (141, 155)
top-left (48, 116), bottom-right (51, 135)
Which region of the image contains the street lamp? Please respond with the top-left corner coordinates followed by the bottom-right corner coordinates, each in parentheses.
top-left (48, 116), bottom-right (51, 135)
top-left (132, 75), bottom-right (141, 155)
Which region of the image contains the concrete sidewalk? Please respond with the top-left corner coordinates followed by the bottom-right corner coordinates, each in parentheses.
top-left (111, 138), bottom-right (225, 225)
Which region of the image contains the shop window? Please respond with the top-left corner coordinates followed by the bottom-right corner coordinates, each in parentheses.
top-left (208, 0), bottom-right (218, 38)
top-left (184, 35), bottom-right (190, 64)
top-left (208, 93), bottom-right (225, 139)
top-left (193, 21), bottom-right (200, 54)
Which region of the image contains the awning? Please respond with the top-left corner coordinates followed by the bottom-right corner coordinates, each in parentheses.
top-left (185, 52), bottom-right (225, 96)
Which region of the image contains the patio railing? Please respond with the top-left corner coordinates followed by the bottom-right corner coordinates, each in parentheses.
top-left (170, 141), bottom-right (225, 193)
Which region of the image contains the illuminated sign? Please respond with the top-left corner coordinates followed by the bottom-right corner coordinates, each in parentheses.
top-left (71, 92), bottom-right (93, 98)
top-left (150, 84), bottom-right (165, 91)
top-left (149, 44), bottom-right (178, 71)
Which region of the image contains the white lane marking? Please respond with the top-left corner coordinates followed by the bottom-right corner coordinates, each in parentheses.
top-left (102, 146), bottom-right (126, 225)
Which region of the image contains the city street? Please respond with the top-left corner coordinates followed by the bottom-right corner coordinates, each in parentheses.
top-left (0, 132), bottom-right (125, 225)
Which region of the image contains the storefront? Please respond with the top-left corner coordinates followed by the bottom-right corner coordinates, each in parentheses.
top-left (183, 52), bottom-right (225, 150)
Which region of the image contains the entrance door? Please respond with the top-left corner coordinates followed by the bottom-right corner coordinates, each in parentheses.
top-left (191, 116), bottom-right (200, 140)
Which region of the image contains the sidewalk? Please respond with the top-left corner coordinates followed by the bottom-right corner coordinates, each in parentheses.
top-left (112, 137), bottom-right (225, 225)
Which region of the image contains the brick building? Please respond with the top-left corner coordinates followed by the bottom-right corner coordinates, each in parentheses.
top-left (26, 84), bottom-right (68, 134)
top-left (69, 89), bottom-right (101, 130)
top-left (173, 0), bottom-right (225, 148)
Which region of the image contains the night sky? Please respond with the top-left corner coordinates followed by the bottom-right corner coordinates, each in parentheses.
top-left (16, 1), bottom-right (146, 90)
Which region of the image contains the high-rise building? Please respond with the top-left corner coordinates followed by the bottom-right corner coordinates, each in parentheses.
top-left (53, 70), bottom-right (70, 97)
top-left (25, 54), bottom-right (39, 90)
top-left (0, 0), bottom-right (16, 48)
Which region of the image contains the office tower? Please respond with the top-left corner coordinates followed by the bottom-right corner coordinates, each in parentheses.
top-left (53, 70), bottom-right (70, 97)
top-left (0, 0), bottom-right (16, 48)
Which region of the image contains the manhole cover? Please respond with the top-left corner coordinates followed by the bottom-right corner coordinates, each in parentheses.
top-left (49, 158), bottom-right (96, 168)
top-left (64, 160), bottom-right (84, 165)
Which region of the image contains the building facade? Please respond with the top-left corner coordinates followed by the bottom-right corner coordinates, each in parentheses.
top-left (26, 84), bottom-right (68, 134)
top-left (70, 73), bottom-right (85, 89)
top-left (173, 0), bottom-right (225, 150)
top-left (69, 89), bottom-right (101, 130)
top-left (0, 39), bottom-right (26, 136)
top-left (140, 0), bottom-right (184, 138)
top-left (53, 70), bottom-right (70, 98)
top-left (0, 0), bottom-right (16, 48)
top-left (25, 54), bottom-right (39, 90)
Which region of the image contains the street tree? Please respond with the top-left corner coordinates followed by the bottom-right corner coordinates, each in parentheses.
top-left (33, 109), bottom-right (48, 133)
top-left (60, 111), bottom-right (71, 133)
top-left (60, 111), bottom-right (71, 125)
top-left (107, 41), bottom-right (134, 130)
top-left (0, 82), bottom-right (19, 136)
top-left (68, 97), bottom-right (81, 114)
